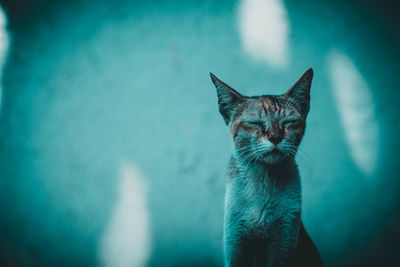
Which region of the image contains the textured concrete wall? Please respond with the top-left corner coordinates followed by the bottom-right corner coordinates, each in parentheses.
top-left (0, 0), bottom-right (399, 266)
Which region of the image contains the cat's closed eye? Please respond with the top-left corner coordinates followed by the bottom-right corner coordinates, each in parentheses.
top-left (283, 119), bottom-right (300, 127)
top-left (245, 121), bottom-right (264, 128)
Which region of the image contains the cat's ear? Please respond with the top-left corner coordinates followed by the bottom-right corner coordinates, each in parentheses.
top-left (210, 73), bottom-right (245, 125)
top-left (284, 68), bottom-right (313, 117)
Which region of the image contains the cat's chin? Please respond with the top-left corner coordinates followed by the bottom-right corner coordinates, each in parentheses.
top-left (259, 156), bottom-right (284, 165)
top-left (258, 149), bottom-right (288, 164)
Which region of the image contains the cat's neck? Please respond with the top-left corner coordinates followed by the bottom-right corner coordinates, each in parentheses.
top-left (236, 156), bottom-right (299, 186)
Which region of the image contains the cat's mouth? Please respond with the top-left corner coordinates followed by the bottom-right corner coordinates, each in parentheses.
top-left (267, 147), bottom-right (283, 155)
top-left (258, 147), bottom-right (286, 164)
top-left (260, 147), bottom-right (284, 161)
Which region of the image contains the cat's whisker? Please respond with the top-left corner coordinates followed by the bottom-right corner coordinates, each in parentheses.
top-left (280, 143), bottom-right (298, 158)
top-left (235, 146), bottom-right (262, 170)
top-left (241, 146), bottom-right (266, 170)
top-left (295, 148), bottom-right (311, 166)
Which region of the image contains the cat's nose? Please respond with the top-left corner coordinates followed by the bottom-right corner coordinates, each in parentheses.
top-left (267, 130), bottom-right (283, 145)
top-left (268, 135), bottom-right (283, 145)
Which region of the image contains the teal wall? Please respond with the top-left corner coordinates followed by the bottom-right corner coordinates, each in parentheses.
top-left (0, 0), bottom-right (399, 266)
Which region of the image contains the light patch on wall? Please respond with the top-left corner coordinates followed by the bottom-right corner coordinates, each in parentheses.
top-left (238, 0), bottom-right (289, 68)
top-left (0, 5), bottom-right (9, 112)
top-left (98, 162), bottom-right (151, 267)
top-left (328, 50), bottom-right (379, 175)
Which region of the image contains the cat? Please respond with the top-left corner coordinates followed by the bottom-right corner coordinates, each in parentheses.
top-left (210, 68), bottom-right (324, 267)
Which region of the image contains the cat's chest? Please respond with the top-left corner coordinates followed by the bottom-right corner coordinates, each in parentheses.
top-left (242, 187), bottom-right (292, 225)
top-left (228, 173), bottom-right (301, 226)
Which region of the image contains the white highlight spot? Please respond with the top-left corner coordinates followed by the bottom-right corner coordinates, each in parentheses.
top-left (99, 162), bottom-right (151, 267)
top-left (0, 5), bottom-right (9, 112)
top-left (328, 50), bottom-right (379, 175)
top-left (238, 0), bottom-right (289, 68)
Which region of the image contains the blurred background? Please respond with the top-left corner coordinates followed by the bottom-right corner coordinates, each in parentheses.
top-left (0, 0), bottom-right (399, 266)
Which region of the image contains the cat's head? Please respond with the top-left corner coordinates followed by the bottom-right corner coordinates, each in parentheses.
top-left (211, 68), bottom-right (313, 165)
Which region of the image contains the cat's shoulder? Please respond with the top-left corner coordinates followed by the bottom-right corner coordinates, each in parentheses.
top-left (227, 155), bottom-right (239, 181)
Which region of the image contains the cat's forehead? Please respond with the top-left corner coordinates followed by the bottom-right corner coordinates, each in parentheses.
top-left (239, 96), bottom-right (298, 119)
